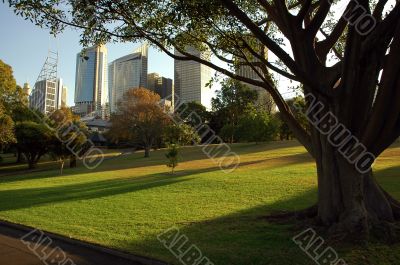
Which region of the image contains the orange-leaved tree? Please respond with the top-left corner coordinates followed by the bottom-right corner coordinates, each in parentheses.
top-left (110, 88), bottom-right (170, 158)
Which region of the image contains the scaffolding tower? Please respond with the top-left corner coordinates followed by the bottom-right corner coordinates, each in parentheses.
top-left (29, 50), bottom-right (60, 114)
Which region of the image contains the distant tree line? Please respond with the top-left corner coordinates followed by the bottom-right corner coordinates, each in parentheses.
top-left (0, 59), bottom-right (306, 167)
top-left (108, 78), bottom-right (307, 158)
top-left (0, 60), bottom-right (90, 172)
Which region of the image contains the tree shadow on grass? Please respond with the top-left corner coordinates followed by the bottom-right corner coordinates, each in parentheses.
top-left (113, 188), bottom-right (318, 265)
top-left (0, 141), bottom-right (307, 180)
top-left (0, 173), bottom-right (192, 212)
top-left (0, 150), bottom-right (313, 213)
top-left (115, 165), bottom-right (400, 265)
top-left (0, 151), bottom-right (311, 185)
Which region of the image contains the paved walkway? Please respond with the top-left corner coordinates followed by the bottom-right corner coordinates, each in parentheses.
top-left (0, 224), bottom-right (159, 265)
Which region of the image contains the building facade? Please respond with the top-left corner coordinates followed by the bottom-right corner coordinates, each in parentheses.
top-left (174, 47), bottom-right (212, 108)
top-left (74, 45), bottom-right (108, 117)
top-left (236, 59), bottom-right (276, 113)
top-left (233, 35), bottom-right (276, 113)
top-left (30, 78), bottom-right (65, 114)
top-left (108, 44), bottom-right (148, 113)
top-left (147, 73), bottom-right (159, 92)
top-left (60, 86), bottom-right (67, 108)
top-left (23, 83), bottom-right (31, 104)
top-left (147, 73), bottom-right (173, 99)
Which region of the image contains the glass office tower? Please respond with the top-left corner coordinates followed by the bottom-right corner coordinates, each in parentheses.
top-left (108, 44), bottom-right (148, 113)
top-left (74, 45), bottom-right (108, 117)
top-left (174, 47), bottom-right (212, 109)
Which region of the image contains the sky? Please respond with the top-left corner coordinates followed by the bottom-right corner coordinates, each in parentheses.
top-left (0, 4), bottom-right (177, 106)
top-left (0, 3), bottom-right (299, 109)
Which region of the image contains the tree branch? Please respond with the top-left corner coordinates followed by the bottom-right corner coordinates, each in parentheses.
top-left (221, 0), bottom-right (312, 86)
top-left (306, 0), bottom-right (331, 38)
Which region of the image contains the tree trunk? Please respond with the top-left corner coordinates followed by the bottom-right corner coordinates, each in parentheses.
top-left (17, 149), bottom-right (24, 163)
top-left (28, 158), bottom-right (37, 169)
top-left (60, 159), bottom-right (65, 175)
top-left (70, 155), bottom-right (77, 168)
top-left (315, 136), bottom-right (398, 241)
top-left (144, 146), bottom-right (151, 158)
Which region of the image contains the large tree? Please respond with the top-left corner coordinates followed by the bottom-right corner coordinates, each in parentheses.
top-left (0, 103), bottom-right (16, 151)
top-left (48, 107), bottom-right (89, 173)
top-left (0, 60), bottom-right (28, 161)
top-left (0, 60), bottom-right (27, 111)
top-left (211, 79), bottom-right (258, 142)
top-left (109, 88), bottom-right (169, 157)
top-left (8, 0), bottom-right (400, 239)
top-left (236, 107), bottom-right (278, 144)
top-left (175, 101), bottom-right (210, 128)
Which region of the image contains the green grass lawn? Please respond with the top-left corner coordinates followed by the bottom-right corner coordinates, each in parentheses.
top-left (0, 141), bottom-right (400, 265)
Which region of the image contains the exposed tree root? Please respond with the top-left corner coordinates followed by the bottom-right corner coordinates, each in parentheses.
top-left (264, 203), bottom-right (400, 244)
top-left (263, 204), bottom-right (318, 222)
top-left (381, 188), bottom-right (400, 220)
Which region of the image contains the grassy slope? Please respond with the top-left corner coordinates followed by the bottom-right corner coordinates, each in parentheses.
top-left (0, 141), bottom-right (399, 265)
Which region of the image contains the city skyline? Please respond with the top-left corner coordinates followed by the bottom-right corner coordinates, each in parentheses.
top-left (0, 6), bottom-right (176, 107)
top-left (147, 73), bottom-right (173, 100)
top-left (29, 51), bottom-right (65, 114)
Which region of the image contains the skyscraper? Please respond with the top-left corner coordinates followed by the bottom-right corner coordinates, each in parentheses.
top-left (29, 51), bottom-right (65, 114)
top-left (74, 45), bottom-right (108, 117)
top-left (147, 73), bottom-right (159, 92)
top-left (174, 47), bottom-right (212, 108)
top-left (147, 73), bottom-right (173, 99)
top-left (236, 57), bottom-right (276, 113)
top-left (30, 78), bottom-right (65, 114)
top-left (108, 44), bottom-right (148, 113)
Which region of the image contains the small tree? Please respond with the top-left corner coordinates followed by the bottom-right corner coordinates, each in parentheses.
top-left (14, 121), bottom-right (52, 169)
top-left (163, 123), bottom-right (200, 145)
top-left (219, 124), bottom-right (236, 143)
top-left (236, 108), bottom-right (279, 144)
top-left (165, 144), bottom-right (179, 174)
top-left (11, 105), bottom-right (45, 163)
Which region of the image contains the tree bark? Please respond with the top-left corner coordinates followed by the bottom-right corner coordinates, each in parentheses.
top-left (144, 146), bottom-right (151, 158)
top-left (27, 156), bottom-right (37, 169)
top-left (17, 149), bottom-right (24, 163)
top-left (314, 135), bottom-right (397, 240)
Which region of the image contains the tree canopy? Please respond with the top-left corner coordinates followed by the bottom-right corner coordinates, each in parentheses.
top-left (0, 104), bottom-right (16, 148)
top-left (211, 79), bottom-right (258, 142)
top-left (235, 107), bottom-right (278, 143)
